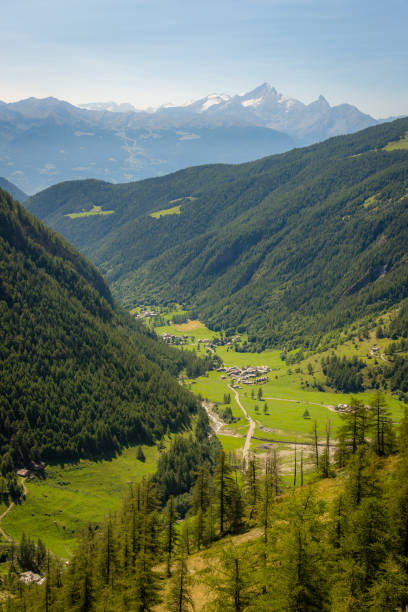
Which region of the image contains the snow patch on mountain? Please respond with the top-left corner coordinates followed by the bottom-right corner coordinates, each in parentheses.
top-left (201, 94), bottom-right (231, 111)
top-left (242, 97), bottom-right (264, 108)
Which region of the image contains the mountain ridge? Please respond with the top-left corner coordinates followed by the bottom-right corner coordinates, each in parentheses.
top-left (80, 82), bottom-right (380, 142)
top-left (0, 84), bottom-right (389, 193)
top-left (26, 117), bottom-right (408, 350)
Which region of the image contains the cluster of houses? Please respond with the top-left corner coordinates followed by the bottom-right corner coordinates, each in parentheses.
top-left (135, 309), bottom-right (159, 319)
top-left (217, 365), bottom-right (270, 385)
top-left (160, 332), bottom-right (188, 345)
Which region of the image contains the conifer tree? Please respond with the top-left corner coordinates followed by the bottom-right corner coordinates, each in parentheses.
top-left (209, 546), bottom-right (250, 611)
top-left (267, 489), bottom-right (328, 611)
top-left (132, 553), bottom-right (161, 612)
top-left (214, 450), bottom-right (230, 535)
top-left (338, 397), bottom-right (370, 456)
top-left (258, 449), bottom-right (280, 544)
top-left (370, 390), bottom-right (394, 456)
top-left (244, 452), bottom-right (258, 520)
top-left (191, 465), bottom-right (210, 515)
top-left (167, 556), bottom-right (194, 612)
top-left (136, 446), bottom-right (146, 462)
top-left (163, 496), bottom-right (178, 576)
top-left (97, 518), bottom-right (116, 589)
top-left (311, 420), bottom-right (319, 468)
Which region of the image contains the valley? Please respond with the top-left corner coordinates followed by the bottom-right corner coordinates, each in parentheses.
top-left (152, 307), bottom-right (406, 477)
top-left (1, 118), bottom-right (408, 610)
top-left (2, 0), bottom-right (408, 607)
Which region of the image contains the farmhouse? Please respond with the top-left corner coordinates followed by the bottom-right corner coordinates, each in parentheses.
top-left (336, 403), bottom-right (349, 411)
top-left (20, 572), bottom-right (46, 586)
top-left (16, 469), bottom-right (30, 477)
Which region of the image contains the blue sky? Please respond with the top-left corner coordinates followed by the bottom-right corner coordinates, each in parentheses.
top-left (1, 0), bottom-right (407, 117)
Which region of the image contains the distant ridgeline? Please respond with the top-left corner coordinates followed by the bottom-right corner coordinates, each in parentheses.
top-left (0, 177), bottom-right (28, 203)
top-left (0, 187), bottom-right (211, 466)
top-left (26, 118), bottom-right (408, 350)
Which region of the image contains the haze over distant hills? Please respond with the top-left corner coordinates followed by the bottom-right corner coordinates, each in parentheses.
top-left (0, 176), bottom-right (28, 201)
top-left (80, 83), bottom-right (379, 143)
top-left (1, 84), bottom-right (385, 194)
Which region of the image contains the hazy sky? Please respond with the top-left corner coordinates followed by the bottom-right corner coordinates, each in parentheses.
top-left (1, 0), bottom-right (407, 118)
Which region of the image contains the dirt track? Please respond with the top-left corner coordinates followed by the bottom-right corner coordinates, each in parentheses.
top-left (228, 385), bottom-right (255, 465)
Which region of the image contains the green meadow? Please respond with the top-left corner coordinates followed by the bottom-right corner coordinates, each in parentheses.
top-left (65, 205), bottom-right (114, 218)
top-left (1, 445), bottom-right (158, 557)
top-left (150, 204), bottom-right (181, 218)
top-left (171, 315), bottom-right (404, 451)
top-left (384, 131), bottom-right (408, 151)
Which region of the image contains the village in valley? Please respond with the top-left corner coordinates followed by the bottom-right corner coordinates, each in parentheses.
top-left (140, 305), bottom-right (404, 482)
top-left (217, 364), bottom-right (270, 386)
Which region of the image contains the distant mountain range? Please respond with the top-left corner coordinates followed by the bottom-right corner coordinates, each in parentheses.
top-left (80, 83), bottom-right (379, 143)
top-left (0, 84), bottom-right (392, 194)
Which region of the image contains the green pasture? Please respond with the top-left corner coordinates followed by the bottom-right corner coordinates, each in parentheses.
top-left (65, 205), bottom-right (114, 219)
top-left (155, 321), bottom-right (219, 342)
top-left (216, 346), bottom-right (283, 369)
top-left (1, 445), bottom-right (157, 557)
top-left (243, 398), bottom-right (340, 443)
top-left (150, 204), bottom-right (181, 218)
top-left (384, 131), bottom-right (408, 151)
top-left (179, 317), bottom-right (404, 443)
top-left (218, 435), bottom-right (245, 453)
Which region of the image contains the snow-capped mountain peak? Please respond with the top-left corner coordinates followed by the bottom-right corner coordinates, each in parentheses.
top-left (74, 83), bottom-right (377, 145)
top-left (200, 93), bottom-right (231, 112)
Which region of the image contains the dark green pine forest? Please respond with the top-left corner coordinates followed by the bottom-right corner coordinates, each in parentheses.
top-left (0, 187), bottom-right (212, 467)
top-left (26, 117), bottom-right (408, 349)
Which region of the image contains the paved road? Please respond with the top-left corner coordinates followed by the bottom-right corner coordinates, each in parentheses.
top-left (228, 385), bottom-right (255, 465)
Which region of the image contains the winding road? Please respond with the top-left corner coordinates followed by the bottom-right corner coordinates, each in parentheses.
top-left (228, 385), bottom-right (255, 465)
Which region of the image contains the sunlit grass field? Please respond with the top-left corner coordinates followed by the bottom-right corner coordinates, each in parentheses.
top-left (1, 445), bottom-right (158, 557)
top-left (65, 204), bottom-right (114, 218)
top-left (150, 204), bottom-right (181, 218)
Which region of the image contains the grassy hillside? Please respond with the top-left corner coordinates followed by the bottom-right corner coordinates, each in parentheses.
top-left (26, 118), bottom-right (408, 348)
top-left (1, 445), bottom-right (158, 557)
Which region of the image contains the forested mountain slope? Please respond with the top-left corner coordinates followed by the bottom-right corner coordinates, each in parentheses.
top-left (0, 188), bottom-right (201, 466)
top-left (26, 118), bottom-right (408, 349)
